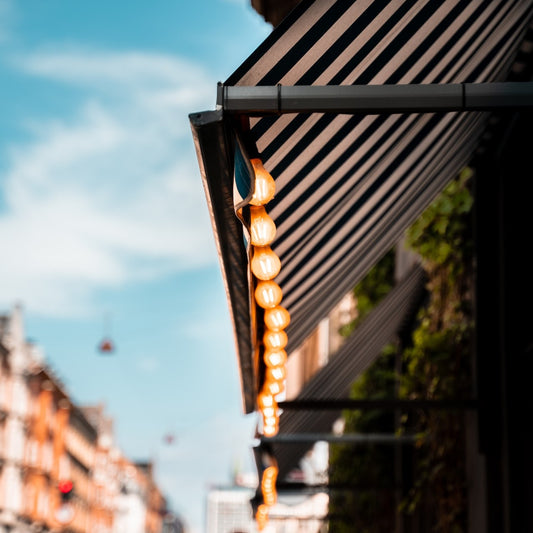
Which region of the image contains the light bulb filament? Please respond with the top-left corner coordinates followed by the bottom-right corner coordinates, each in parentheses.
top-left (250, 206), bottom-right (276, 246)
top-left (255, 280), bottom-right (282, 309)
top-left (251, 246), bottom-right (281, 281)
top-left (264, 306), bottom-right (291, 331)
top-left (250, 158), bottom-right (276, 206)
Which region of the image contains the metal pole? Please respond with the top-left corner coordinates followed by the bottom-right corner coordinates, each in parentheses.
top-left (219, 82), bottom-right (533, 115)
top-left (261, 433), bottom-right (417, 444)
top-left (277, 398), bottom-right (478, 410)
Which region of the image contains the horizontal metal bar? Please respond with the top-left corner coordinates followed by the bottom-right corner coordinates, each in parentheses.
top-left (275, 482), bottom-right (399, 492)
top-left (278, 399), bottom-right (478, 411)
top-left (267, 515), bottom-right (329, 522)
top-left (219, 82), bottom-right (533, 115)
top-left (261, 433), bottom-right (417, 444)
top-left (265, 512), bottom-right (376, 523)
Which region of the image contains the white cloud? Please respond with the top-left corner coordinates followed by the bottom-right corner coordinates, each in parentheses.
top-left (0, 49), bottom-right (221, 316)
top-left (15, 49), bottom-right (208, 88)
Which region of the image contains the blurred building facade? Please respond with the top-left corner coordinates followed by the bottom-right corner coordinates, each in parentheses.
top-left (206, 487), bottom-right (256, 533)
top-left (205, 485), bottom-right (329, 533)
top-left (0, 305), bottom-right (171, 533)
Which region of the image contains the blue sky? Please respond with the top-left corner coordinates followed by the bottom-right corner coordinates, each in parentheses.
top-left (0, 1), bottom-right (271, 531)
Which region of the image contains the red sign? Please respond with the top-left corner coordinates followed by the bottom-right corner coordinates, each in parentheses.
top-left (58, 480), bottom-right (73, 493)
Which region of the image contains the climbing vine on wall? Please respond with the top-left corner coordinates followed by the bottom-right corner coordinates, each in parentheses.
top-left (328, 168), bottom-right (475, 532)
top-left (400, 167), bottom-right (474, 531)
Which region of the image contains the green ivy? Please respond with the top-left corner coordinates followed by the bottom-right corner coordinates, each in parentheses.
top-left (405, 167), bottom-right (473, 277)
top-left (338, 249), bottom-right (395, 338)
top-left (400, 168), bottom-right (474, 532)
top-left (329, 168), bottom-right (475, 532)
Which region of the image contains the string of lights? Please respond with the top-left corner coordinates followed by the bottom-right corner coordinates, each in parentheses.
top-left (247, 158), bottom-right (288, 530)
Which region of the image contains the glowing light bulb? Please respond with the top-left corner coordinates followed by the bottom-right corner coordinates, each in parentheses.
top-left (264, 306), bottom-right (291, 331)
top-left (266, 365), bottom-right (286, 382)
top-left (254, 280), bottom-right (283, 309)
top-left (262, 415), bottom-right (278, 428)
top-left (265, 379), bottom-right (285, 396)
top-left (262, 466), bottom-right (278, 492)
top-left (264, 349), bottom-right (287, 368)
top-left (261, 466), bottom-right (278, 506)
top-left (250, 206), bottom-right (276, 246)
top-left (261, 406), bottom-right (276, 418)
top-left (258, 391), bottom-right (275, 410)
top-left (249, 159), bottom-right (276, 206)
top-left (263, 422), bottom-right (278, 437)
top-left (262, 465), bottom-right (278, 482)
top-left (264, 491), bottom-right (276, 506)
top-left (263, 412), bottom-right (279, 427)
top-left (256, 504), bottom-right (269, 531)
top-left (263, 329), bottom-right (288, 351)
top-left (251, 246), bottom-right (281, 281)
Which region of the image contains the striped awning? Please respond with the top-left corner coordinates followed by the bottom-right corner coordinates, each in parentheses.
top-left (190, 0), bottom-right (533, 413)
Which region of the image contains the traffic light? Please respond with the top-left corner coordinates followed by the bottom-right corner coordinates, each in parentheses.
top-left (58, 480), bottom-right (74, 502)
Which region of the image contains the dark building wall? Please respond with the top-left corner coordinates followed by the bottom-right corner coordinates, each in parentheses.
top-left (251, 0), bottom-right (301, 27)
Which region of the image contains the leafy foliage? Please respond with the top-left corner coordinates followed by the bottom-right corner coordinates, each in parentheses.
top-left (400, 168), bottom-right (474, 532)
top-left (338, 250), bottom-right (395, 338)
top-left (405, 167), bottom-right (474, 284)
top-left (328, 168), bottom-right (475, 532)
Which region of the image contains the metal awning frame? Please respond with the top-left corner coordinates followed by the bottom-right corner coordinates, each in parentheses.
top-left (189, 110), bottom-right (256, 412)
top-left (218, 81), bottom-right (533, 115)
top-left (278, 398), bottom-right (478, 411)
top-left (261, 433), bottom-right (417, 444)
